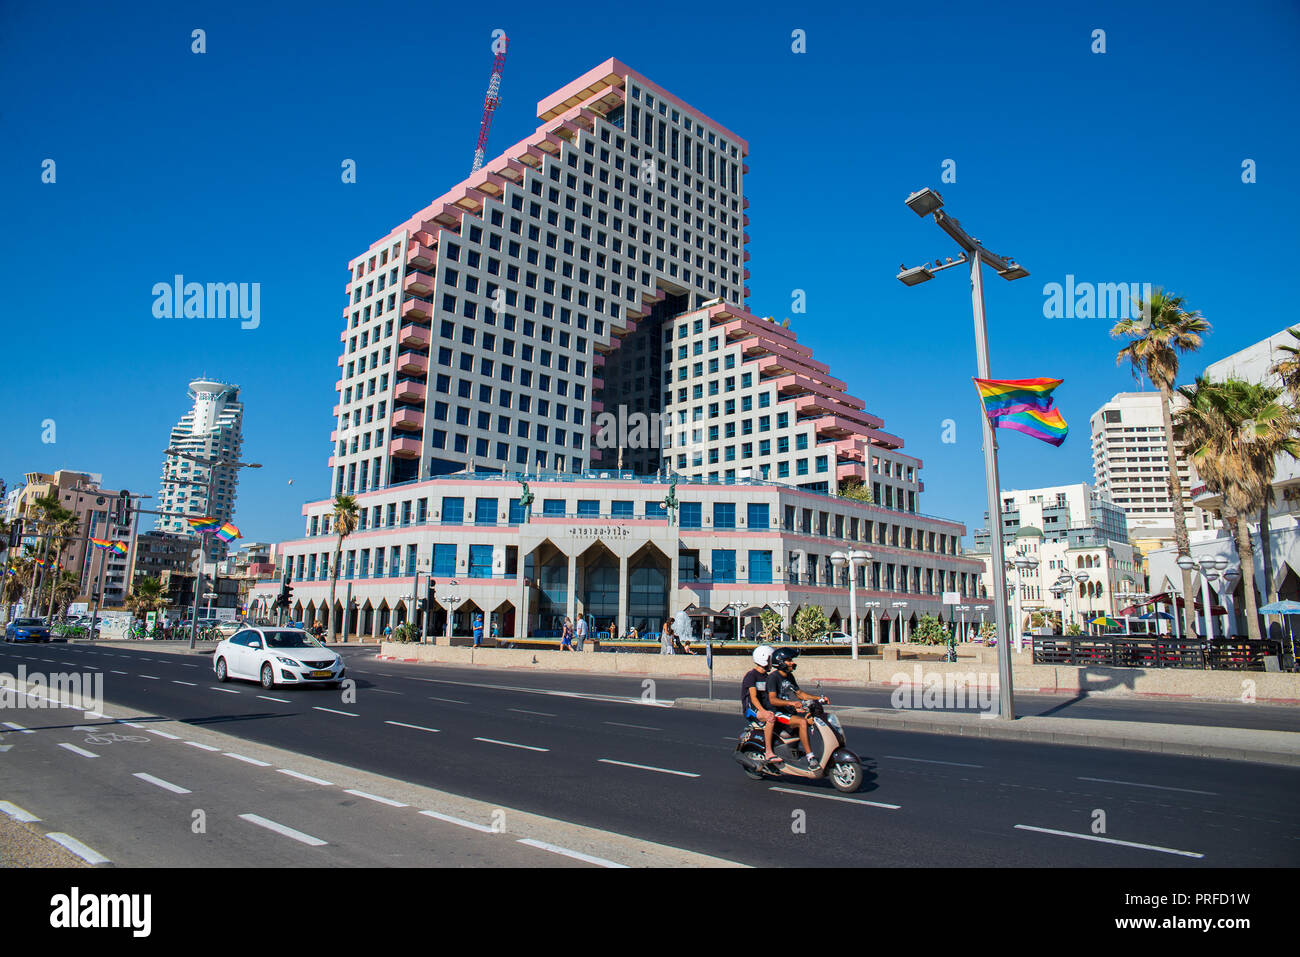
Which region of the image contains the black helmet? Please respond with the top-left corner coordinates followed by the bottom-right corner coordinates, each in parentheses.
top-left (770, 647), bottom-right (799, 670)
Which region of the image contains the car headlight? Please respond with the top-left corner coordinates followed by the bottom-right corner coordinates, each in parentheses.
top-left (275, 657), bottom-right (300, 667)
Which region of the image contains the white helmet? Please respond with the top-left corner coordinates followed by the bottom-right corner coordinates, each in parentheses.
top-left (752, 644), bottom-right (774, 667)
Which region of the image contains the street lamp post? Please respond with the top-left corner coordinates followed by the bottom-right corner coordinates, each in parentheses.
top-left (772, 599), bottom-right (791, 642)
top-left (830, 549), bottom-right (870, 660)
top-left (1011, 555), bottom-right (1039, 652)
top-left (898, 188), bottom-right (1028, 719)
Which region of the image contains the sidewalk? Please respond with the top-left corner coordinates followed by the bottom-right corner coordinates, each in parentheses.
top-left (673, 697), bottom-right (1300, 767)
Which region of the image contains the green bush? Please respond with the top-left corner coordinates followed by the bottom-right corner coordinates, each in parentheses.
top-left (791, 605), bottom-right (829, 643)
top-left (911, 614), bottom-right (948, 645)
top-left (1065, 623), bottom-right (1082, 636)
top-left (391, 622), bottom-right (420, 643)
top-left (759, 609), bottom-right (784, 641)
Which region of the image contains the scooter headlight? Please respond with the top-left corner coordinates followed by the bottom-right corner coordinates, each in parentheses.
top-left (827, 713), bottom-right (843, 735)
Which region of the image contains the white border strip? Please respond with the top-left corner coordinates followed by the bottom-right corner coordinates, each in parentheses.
top-left (133, 772), bottom-right (192, 795)
top-left (516, 838), bottom-right (628, 868)
top-left (46, 832), bottom-right (111, 865)
top-left (1014, 824), bottom-right (1204, 858)
top-left (598, 759), bottom-right (699, 778)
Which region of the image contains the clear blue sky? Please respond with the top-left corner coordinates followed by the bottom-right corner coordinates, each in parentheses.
top-left (2, 0), bottom-right (1297, 544)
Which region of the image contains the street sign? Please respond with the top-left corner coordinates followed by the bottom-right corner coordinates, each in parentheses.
top-left (943, 591), bottom-right (960, 605)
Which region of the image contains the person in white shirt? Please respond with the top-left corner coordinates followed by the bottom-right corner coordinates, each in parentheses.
top-left (575, 616), bottom-right (588, 652)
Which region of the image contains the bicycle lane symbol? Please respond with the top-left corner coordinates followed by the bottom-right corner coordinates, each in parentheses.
top-left (72, 725), bottom-right (151, 745)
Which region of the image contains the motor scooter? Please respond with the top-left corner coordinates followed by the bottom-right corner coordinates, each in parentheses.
top-left (733, 699), bottom-right (862, 792)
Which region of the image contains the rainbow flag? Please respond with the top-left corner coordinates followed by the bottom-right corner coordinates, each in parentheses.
top-left (91, 538), bottom-right (127, 554)
top-left (973, 377), bottom-right (1069, 447)
top-left (109, 540), bottom-right (129, 556)
top-left (187, 516), bottom-right (220, 533)
top-left (973, 377), bottom-right (1062, 415)
top-left (90, 538), bottom-right (113, 550)
top-left (991, 405), bottom-right (1069, 446)
top-left (214, 522), bottom-right (241, 544)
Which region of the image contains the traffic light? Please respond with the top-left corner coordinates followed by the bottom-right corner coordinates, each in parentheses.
top-left (115, 491), bottom-right (131, 526)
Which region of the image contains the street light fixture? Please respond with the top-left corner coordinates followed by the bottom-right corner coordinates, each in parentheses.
top-left (1010, 555), bottom-right (1039, 652)
top-left (898, 188), bottom-right (1028, 720)
top-left (830, 548), bottom-right (871, 659)
top-left (890, 600), bottom-right (908, 644)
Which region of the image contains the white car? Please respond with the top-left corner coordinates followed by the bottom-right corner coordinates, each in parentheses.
top-left (213, 626), bottom-right (345, 690)
top-left (826, 631), bottom-right (852, 644)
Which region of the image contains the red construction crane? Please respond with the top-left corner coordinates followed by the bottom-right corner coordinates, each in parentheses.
top-left (471, 34), bottom-right (509, 173)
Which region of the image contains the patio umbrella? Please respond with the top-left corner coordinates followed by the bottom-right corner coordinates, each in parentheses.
top-left (1091, 616), bottom-right (1120, 629)
top-left (1259, 601), bottom-right (1300, 667)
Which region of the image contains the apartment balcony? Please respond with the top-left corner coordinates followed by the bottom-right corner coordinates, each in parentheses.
top-left (836, 462), bottom-right (867, 482)
top-left (391, 407), bottom-right (424, 433)
top-left (834, 439), bottom-right (866, 463)
top-left (401, 298), bottom-right (432, 322)
top-left (403, 270), bottom-right (435, 297)
top-left (397, 351), bottom-right (429, 375)
top-left (406, 243), bottom-right (436, 270)
top-left (389, 435), bottom-right (422, 459)
top-left (394, 380), bottom-right (426, 404)
top-left (432, 204), bottom-right (463, 229)
top-left (399, 323), bottom-right (431, 348)
top-left (810, 414), bottom-right (858, 438)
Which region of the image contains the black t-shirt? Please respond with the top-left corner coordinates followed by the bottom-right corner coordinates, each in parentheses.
top-left (740, 668), bottom-right (770, 713)
top-left (770, 669), bottom-right (800, 708)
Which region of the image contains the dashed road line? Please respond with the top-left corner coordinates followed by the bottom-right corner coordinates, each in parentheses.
top-left (313, 707), bottom-right (358, 717)
top-left (225, 752), bottom-right (272, 767)
top-left (428, 696), bottom-right (467, 704)
top-left (133, 772), bottom-right (191, 795)
top-left (419, 809), bottom-right (496, 833)
top-left (1014, 824), bottom-right (1204, 858)
top-left (146, 729), bottom-right (180, 740)
top-left (0, 801), bottom-right (40, 823)
top-left (343, 789), bottom-right (408, 808)
top-left (211, 687), bottom-right (240, 694)
top-left (473, 737), bottom-right (548, 752)
top-left (509, 708), bottom-right (556, 717)
top-left (1077, 776), bottom-right (1219, 796)
top-left (598, 758), bottom-right (699, 778)
top-left (257, 695), bottom-right (291, 703)
top-left (885, 755), bottom-right (984, 768)
top-left (185, 741), bottom-right (220, 751)
top-left (46, 832), bottom-right (111, 865)
top-left (277, 769), bottom-right (335, 787)
top-left (384, 720), bottom-right (440, 734)
top-left (604, 721), bottom-right (662, 731)
top-left (58, 743), bottom-right (99, 759)
top-left (172, 681), bottom-right (197, 687)
top-left (516, 838), bottom-right (626, 868)
top-left (769, 786), bottom-right (900, 809)
top-left (2, 722), bottom-right (35, 735)
top-left (238, 813), bottom-right (327, 847)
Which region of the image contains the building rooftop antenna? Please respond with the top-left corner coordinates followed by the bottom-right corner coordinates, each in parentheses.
top-left (471, 33), bottom-right (510, 173)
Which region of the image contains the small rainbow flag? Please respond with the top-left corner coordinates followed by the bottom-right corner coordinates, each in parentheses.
top-left (90, 538), bottom-right (113, 550)
top-left (974, 377), bottom-right (1069, 447)
top-left (110, 540), bottom-right (129, 556)
top-left (973, 377), bottom-right (1062, 415)
top-left (187, 516), bottom-right (220, 533)
top-left (91, 538), bottom-right (127, 554)
top-left (214, 522), bottom-right (241, 544)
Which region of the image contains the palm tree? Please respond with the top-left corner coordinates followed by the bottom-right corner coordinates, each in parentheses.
top-left (27, 494), bottom-right (75, 620)
top-left (126, 576), bottom-right (167, 626)
top-left (326, 495), bottom-right (359, 643)
top-left (1174, 377), bottom-right (1300, 641)
top-left (1112, 289), bottom-right (1211, 636)
top-left (44, 511), bottom-right (80, 619)
top-left (1271, 327), bottom-right (1300, 401)
top-left (50, 571), bottom-right (80, 619)
top-left (2, 554), bottom-right (33, 617)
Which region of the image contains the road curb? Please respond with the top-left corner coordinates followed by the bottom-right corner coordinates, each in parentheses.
top-left (671, 697), bottom-right (1300, 767)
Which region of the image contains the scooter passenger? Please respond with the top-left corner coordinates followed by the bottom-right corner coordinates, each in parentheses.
top-left (767, 647), bottom-right (828, 770)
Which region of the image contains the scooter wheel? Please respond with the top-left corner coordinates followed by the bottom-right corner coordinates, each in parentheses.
top-left (739, 745), bottom-right (768, 781)
top-left (829, 760), bottom-right (862, 793)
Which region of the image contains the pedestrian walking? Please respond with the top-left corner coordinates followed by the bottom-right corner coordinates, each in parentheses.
top-left (473, 612), bottom-right (484, 647)
top-left (661, 619), bottom-right (674, 655)
top-left (561, 617), bottom-right (573, 651)
top-left (575, 615), bottom-right (588, 652)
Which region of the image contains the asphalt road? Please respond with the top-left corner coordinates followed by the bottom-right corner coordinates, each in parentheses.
top-left (2, 641), bottom-right (1297, 867)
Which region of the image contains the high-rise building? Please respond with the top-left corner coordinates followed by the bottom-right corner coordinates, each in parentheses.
top-left (157, 379), bottom-right (244, 559)
top-left (252, 59), bottom-right (992, 642)
top-left (1090, 391), bottom-right (1214, 543)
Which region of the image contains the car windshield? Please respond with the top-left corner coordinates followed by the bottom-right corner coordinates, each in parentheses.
top-left (263, 631), bottom-right (323, 649)
top-left (14, 619), bottom-right (43, 627)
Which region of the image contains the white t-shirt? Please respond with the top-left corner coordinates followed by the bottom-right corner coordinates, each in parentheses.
top-left (576, 618), bottom-right (588, 638)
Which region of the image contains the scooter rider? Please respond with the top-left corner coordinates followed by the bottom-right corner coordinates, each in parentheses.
top-left (741, 645), bottom-right (782, 765)
top-left (767, 647), bottom-right (826, 770)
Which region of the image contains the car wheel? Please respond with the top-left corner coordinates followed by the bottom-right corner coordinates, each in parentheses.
top-left (215, 657), bottom-right (229, 682)
top-left (260, 663), bottom-right (276, 690)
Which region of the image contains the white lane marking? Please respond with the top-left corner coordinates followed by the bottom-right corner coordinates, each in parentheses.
top-left (344, 789), bottom-right (408, 808)
top-left (46, 832), bottom-right (111, 864)
top-left (369, 689), bottom-right (402, 695)
top-left (180, 664), bottom-right (199, 669)
top-left (516, 838), bottom-right (627, 868)
top-left (146, 729), bottom-right (180, 740)
top-left (225, 752), bottom-right (272, 767)
top-left (133, 772), bottom-right (191, 795)
top-left (769, 787), bottom-right (900, 809)
top-left (140, 675), bottom-right (159, 680)
top-left (509, 708), bottom-right (556, 717)
top-left (84, 711), bottom-right (109, 719)
top-left (1014, 824), bottom-right (1204, 858)
top-left (238, 813), bottom-right (327, 847)
top-left (58, 743), bottom-right (99, 759)
top-left (1076, 776), bottom-right (1219, 796)
top-left (604, 721), bottom-right (662, 731)
top-left (2, 722), bottom-right (35, 734)
top-left (0, 800), bottom-right (40, 823)
top-left (211, 687), bottom-right (240, 694)
top-left (257, 695), bottom-right (291, 703)
top-left (598, 758), bottom-right (699, 778)
top-left (110, 670), bottom-right (128, 675)
top-left (428, 676), bottom-right (672, 708)
top-left (172, 680), bottom-right (197, 687)
top-left (186, 741), bottom-right (220, 752)
top-left (121, 722), bottom-right (146, 729)
top-left (384, 720), bottom-right (440, 734)
top-left (473, 737), bottom-right (548, 752)
top-left (419, 809), bottom-right (496, 833)
top-left (428, 696), bottom-right (468, 704)
top-left (278, 769), bottom-right (334, 786)
top-left (884, 754), bottom-right (984, 768)
top-left (312, 707), bottom-right (358, 717)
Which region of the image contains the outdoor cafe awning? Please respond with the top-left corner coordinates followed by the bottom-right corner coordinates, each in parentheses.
top-left (1121, 592), bottom-right (1226, 616)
